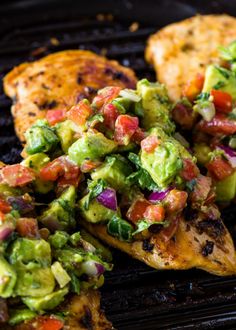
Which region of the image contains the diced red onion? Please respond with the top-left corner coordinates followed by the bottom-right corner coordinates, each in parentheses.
top-left (96, 188), bottom-right (117, 211)
top-left (148, 188), bottom-right (172, 203)
top-left (82, 260), bottom-right (105, 276)
top-left (0, 224), bottom-right (14, 241)
top-left (7, 197), bottom-right (34, 214)
top-left (218, 145), bottom-right (236, 168)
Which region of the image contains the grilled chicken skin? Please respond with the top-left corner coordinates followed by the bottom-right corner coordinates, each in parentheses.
top-left (3, 50), bottom-right (137, 142)
top-left (83, 213), bottom-right (236, 276)
top-left (6, 291), bottom-right (113, 330)
top-left (146, 14), bottom-right (236, 101)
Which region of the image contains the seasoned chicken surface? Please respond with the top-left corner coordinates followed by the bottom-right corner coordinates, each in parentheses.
top-left (3, 50), bottom-right (137, 142)
top-left (83, 213), bottom-right (236, 276)
top-left (8, 291), bottom-right (113, 330)
top-left (146, 14), bottom-right (236, 101)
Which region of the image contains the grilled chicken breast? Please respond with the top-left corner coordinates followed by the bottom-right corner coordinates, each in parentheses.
top-left (83, 213), bottom-right (236, 276)
top-left (146, 14), bottom-right (236, 101)
top-left (3, 50), bottom-right (137, 142)
top-left (7, 291), bottom-right (113, 330)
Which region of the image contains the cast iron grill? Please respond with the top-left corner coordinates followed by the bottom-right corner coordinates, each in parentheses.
top-left (0, 1), bottom-right (236, 329)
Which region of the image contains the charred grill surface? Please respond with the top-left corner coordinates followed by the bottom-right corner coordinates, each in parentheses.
top-left (0, 1), bottom-right (236, 329)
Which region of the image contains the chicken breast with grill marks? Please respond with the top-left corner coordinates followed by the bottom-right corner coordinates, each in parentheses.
top-left (83, 211), bottom-right (236, 276)
top-left (146, 14), bottom-right (236, 101)
top-left (3, 50), bottom-right (137, 143)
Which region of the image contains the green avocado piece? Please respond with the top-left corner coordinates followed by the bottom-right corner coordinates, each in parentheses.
top-left (22, 287), bottom-right (68, 312)
top-left (25, 119), bottom-right (59, 155)
top-left (49, 231), bottom-right (70, 249)
top-left (137, 79), bottom-right (175, 133)
top-left (0, 184), bottom-right (20, 198)
top-left (9, 308), bottom-right (36, 325)
top-left (140, 127), bottom-right (192, 188)
top-left (9, 238), bottom-right (55, 297)
top-left (21, 153), bottom-right (50, 172)
top-left (202, 65), bottom-right (236, 100)
top-left (21, 153), bottom-right (53, 194)
top-left (51, 261), bottom-right (71, 288)
top-left (193, 143), bottom-right (211, 166)
top-left (91, 154), bottom-right (133, 192)
top-left (55, 120), bottom-right (75, 153)
top-left (0, 256), bottom-right (16, 298)
top-left (78, 195), bottom-right (118, 223)
top-left (68, 130), bottom-right (117, 166)
top-left (215, 171), bottom-right (236, 202)
top-left (39, 186), bottom-right (76, 231)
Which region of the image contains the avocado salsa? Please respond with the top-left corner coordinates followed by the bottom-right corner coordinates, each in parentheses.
top-left (21, 79), bottom-right (214, 245)
top-left (0, 79), bottom-right (220, 327)
top-left (172, 41), bottom-right (236, 202)
top-left (0, 167), bottom-right (112, 326)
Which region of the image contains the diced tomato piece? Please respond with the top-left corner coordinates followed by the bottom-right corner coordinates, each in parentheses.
top-left (197, 114), bottom-right (236, 136)
top-left (103, 103), bottom-right (119, 130)
top-left (29, 316), bottom-right (64, 330)
top-left (141, 135), bottom-right (160, 153)
top-left (189, 174), bottom-right (212, 205)
top-left (0, 211), bottom-right (5, 222)
top-left (127, 198), bottom-right (151, 223)
top-left (182, 73), bottom-right (204, 101)
top-left (143, 205), bottom-right (165, 223)
top-left (40, 156), bottom-right (80, 187)
top-left (16, 218), bottom-right (38, 238)
top-left (211, 89), bottom-right (232, 114)
top-left (40, 160), bottom-right (64, 181)
top-left (160, 215), bottom-right (180, 241)
top-left (164, 189), bottom-right (188, 214)
top-left (0, 198), bottom-right (11, 213)
top-left (180, 159), bottom-right (199, 181)
top-left (172, 102), bottom-right (196, 130)
top-left (80, 160), bottom-right (102, 173)
top-left (67, 100), bottom-right (93, 126)
top-left (1, 165), bottom-right (35, 187)
top-left (131, 128), bottom-right (146, 144)
top-left (92, 86), bottom-right (121, 109)
top-left (207, 157), bottom-right (234, 181)
top-left (46, 109), bottom-right (67, 126)
top-left (114, 115), bottom-right (139, 145)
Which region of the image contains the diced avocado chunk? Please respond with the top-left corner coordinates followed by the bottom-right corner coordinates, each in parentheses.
top-left (140, 127), bottom-right (189, 188)
top-left (202, 65), bottom-right (236, 100)
top-left (25, 120), bottom-right (59, 155)
top-left (193, 143), bottom-right (211, 166)
top-left (9, 308), bottom-right (36, 325)
top-left (55, 120), bottom-right (75, 153)
top-left (215, 171), bottom-right (236, 202)
top-left (0, 256), bottom-right (16, 298)
top-left (21, 153), bottom-right (50, 172)
top-left (79, 195), bottom-right (117, 223)
top-left (9, 238), bottom-right (55, 297)
top-left (54, 247), bottom-right (83, 273)
top-left (22, 287), bottom-right (68, 312)
top-left (137, 79), bottom-right (175, 133)
top-left (91, 154), bottom-right (132, 192)
top-left (51, 261), bottom-right (71, 288)
top-left (39, 186), bottom-right (76, 231)
top-left (49, 231), bottom-right (70, 249)
top-left (68, 130), bottom-right (117, 166)
top-left (0, 184), bottom-right (20, 198)
top-left (21, 153), bottom-right (53, 194)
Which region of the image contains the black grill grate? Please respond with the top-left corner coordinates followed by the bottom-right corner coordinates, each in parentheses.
top-left (0, 1), bottom-right (236, 329)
